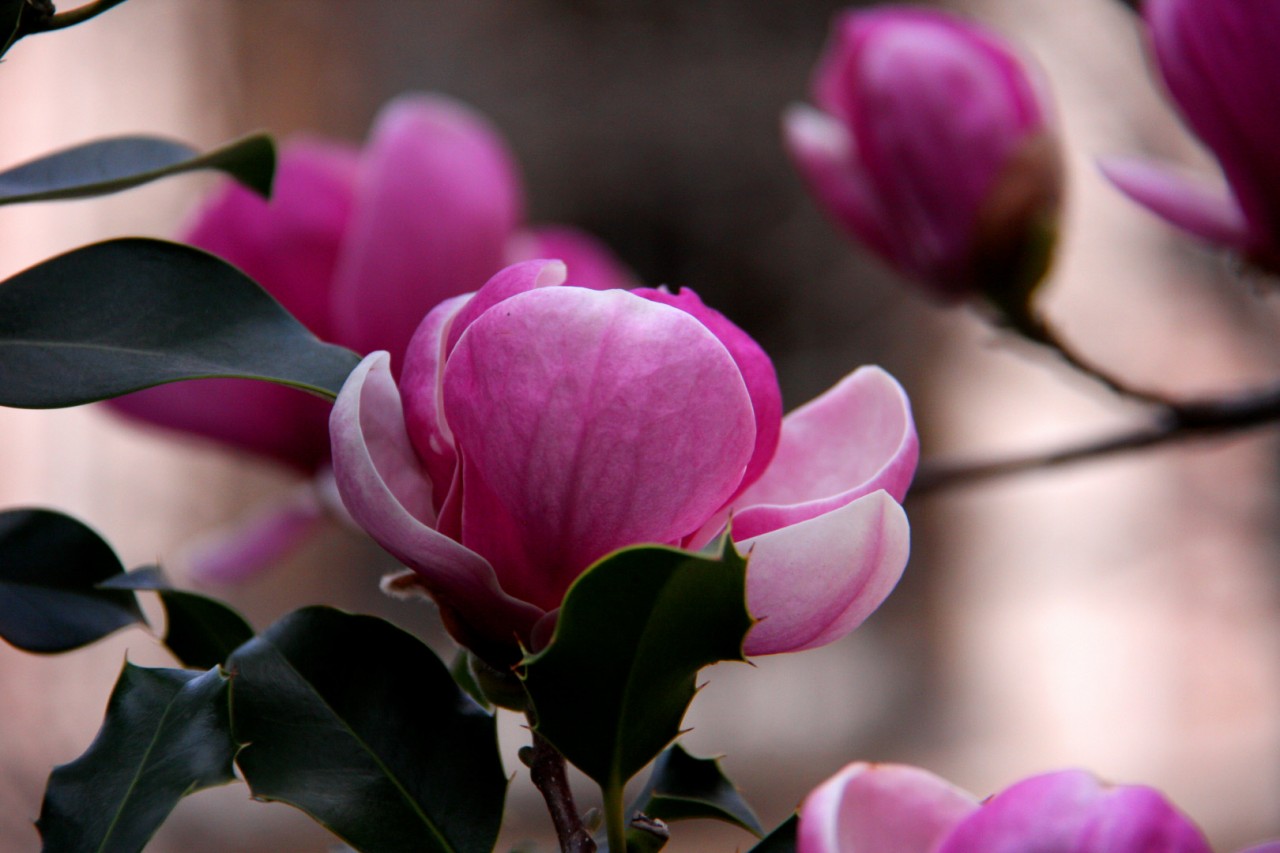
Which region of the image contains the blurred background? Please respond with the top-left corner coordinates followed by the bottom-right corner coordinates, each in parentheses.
top-left (1, 0), bottom-right (1278, 850)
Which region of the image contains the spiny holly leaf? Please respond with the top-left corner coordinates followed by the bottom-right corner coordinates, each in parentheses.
top-left (749, 814), bottom-right (798, 853)
top-left (227, 607), bottom-right (506, 853)
top-left (521, 538), bottom-right (753, 790)
top-left (0, 238), bottom-right (360, 408)
top-left (102, 567), bottom-right (254, 670)
top-left (0, 508), bottom-right (144, 652)
top-left (37, 664), bottom-right (237, 853)
top-left (630, 743), bottom-right (762, 836)
top-left (0, 133), bottom-right (274, 205)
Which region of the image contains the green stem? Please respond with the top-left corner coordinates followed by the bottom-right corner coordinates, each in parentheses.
top-left (603, 780), bottom-right (628, 853)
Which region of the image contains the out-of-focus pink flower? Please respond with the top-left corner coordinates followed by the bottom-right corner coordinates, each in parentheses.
top-left (798, 763), bottom-right (1280, 853)
top-left (330, 259), bottom-right (917, 666)
top-left (785, 7), bottom-right (1061, 304)
top-left (107, 94), bottom-right (631, 583)
top-left (1102, 0), bottom-right (1280, 272)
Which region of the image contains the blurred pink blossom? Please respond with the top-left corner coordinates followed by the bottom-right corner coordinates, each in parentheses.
top-left (330, 259), bottom-right (917, 666)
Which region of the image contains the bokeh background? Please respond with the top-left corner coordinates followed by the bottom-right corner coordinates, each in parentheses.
top-left (1, 0), bottom-right (1278, 850)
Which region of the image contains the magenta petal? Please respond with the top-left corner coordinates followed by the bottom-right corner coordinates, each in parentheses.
top-left (185, 486), bottom-right (327, 585)
top-left (508, 225), bottom-right (637, 291)
top-left (443, 287), bottom-right (757, 610)
top-left (936, 770), bottom-right (1213, 853)
top-left (741, 490), bottom-right (908, 655)
top-left (1100, 156), bottom-right (1251, 250)
top-left (329, 94), bottom-right (524, 366)
top-left (798, 762), bottom-right (977, 853)
top-left (329, 352), bottom-right (544, 657)
top-left (445, 259), bottom-right (567, 356)
top-left (732, 366), bottom-right (916, 542)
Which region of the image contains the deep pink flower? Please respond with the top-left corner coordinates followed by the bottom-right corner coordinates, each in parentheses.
top-left (1102, 0), bottom-right (1280, 271)
top-left (798, 763), bottom-right (1280, 853)
top-left (330, 259), bottom-right (917, 665)
top-left (785, 7), bottom-right (1061, 302)
top-left (107, 93), bottom-right (631, 582)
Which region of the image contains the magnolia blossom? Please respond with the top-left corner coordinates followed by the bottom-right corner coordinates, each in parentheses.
top-left (108, 93), bottom-right (629, 582)
top-left (1102, 0), bottom-right (1280, 271)
top-left (784, 7), bottom-right (1061, 302)
top-left (798, 763), bottom-right (1280, 853)
top-left (330, 259), bottom-right (916, 666)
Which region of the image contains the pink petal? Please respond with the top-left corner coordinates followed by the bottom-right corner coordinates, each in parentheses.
top-left (633, 286), bottom-right (783, 497)
top-left (329, 352), bottom-right (543, 662)
top-left (732, 366), bottom-right (917, 542)
top-left (442, 287), bottom-right (756, 611)
top-left (936, 770), bottom-right (1213, 853)
top-left (507, 225), bottom-right (637, 291)
top-left (329, 94), bottom-right (524, 367)
top-left (741, 490), bottom-right (908, 655)
top-left (444, 259), bottom-right (567, 356)
top-left (185, 484), bottom-right (327, 585)
top-left (798, 762), bottom-right (977, 853)
top-left (1100, 156), bottom-right (1251, 250)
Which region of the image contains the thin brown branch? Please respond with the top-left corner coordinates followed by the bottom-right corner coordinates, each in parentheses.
top-left (528, 731), bottom-right (597, 853)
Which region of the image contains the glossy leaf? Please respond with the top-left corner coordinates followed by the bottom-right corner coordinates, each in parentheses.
top-left (0, 508), bottom-right (144, 652)
top-left (37, 664), bottom-right (237, 853)
top-left (0, 0), bottom-right (21, 57)
top-left (0, 133), bottom-right (274, 205)
top-left (749, 814), bottom-right (798, 853)
top-left (630, 743), bottom-right (762, 836)
top-left (521, 538), bottom-right (753, 790)
top-left (227, 607), bottom-right (506, 853)
top-left (0, 237), bottom-right (361, 408)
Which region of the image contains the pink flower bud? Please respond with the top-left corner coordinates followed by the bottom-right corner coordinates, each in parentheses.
top-left (799, 763), bottom-right (1275, 853)
top-left (329, 260), bottom-right (917, 666)
top-left (785, 7), bottom-right (1062, 304)
top-left (1102, 0), bottom-right (1280, 272)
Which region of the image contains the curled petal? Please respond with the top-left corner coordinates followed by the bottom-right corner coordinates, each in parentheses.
top-left (507, 225), bottom-right (637, 291)
top-left (1100, 156), bottom-right (1251, 250)
top-left (936, 770), bottom-right (1213, 853)
top-left (330, 352), bottom-right (543, 660)
top-left (798, 762), bottom-right (977, 853)
top-left (732, 366), bottom-right (916, 542)
top-left (444, 258), bottom-right (567, 356)
top-left (443, 287), bottom-right (757, 610)
top-left (741, 490), bottom-right (908, 655)
top-left (330, 94), bottom-right (524, 365)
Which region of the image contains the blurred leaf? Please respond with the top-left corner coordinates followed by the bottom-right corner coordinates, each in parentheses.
top-left (0, 238), bottom-right (360, 408)
top-left (0, 0), bottom-right (22, 56)
top-left (630, 743), bottom-right (762, 836)
top-left (450, 649), bottom-right (493, 711)
top-left (227, 607), bottom-right (506, 853)
top-left (748, 814), bottom-right (798, 853)
top-left (100, 567), bottom-right (255, 670)
top-left (521, 538), bottom-right (752, 790)
top-left (0, 508), bottom-right (144, 652)
top-left (0, 133), bottom-right (274, 205)
top-left (37, 664), bottom-right (237, 853)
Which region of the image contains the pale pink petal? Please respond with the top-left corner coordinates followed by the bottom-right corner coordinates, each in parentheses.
top-left (798, 762), bottom-right (977, 853)
top-left (185, 484), bottom-right (327, 586)
top-left (732, 366), bottom-right (916, 542)
top-left (329, 352), bottom-right (544, 661)
top-left (507, 225), bottom-right (637, 291)
top-left (329, 94), bottom-right (524, 366)
top-left (936, 770), bottom-right (1213, 853)
top-left (741, 490), bottom-right (908, 655)
top-left (1100, 156), bottom-right (1251, 250)
top-left (442, 287), bottom-right (756, 610)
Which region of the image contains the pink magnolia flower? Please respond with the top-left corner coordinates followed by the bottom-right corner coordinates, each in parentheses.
top-left (330, 259), bottom-right (917, 666)
top-left (1102, 0), bottom-right (1280, 272)
top-left (784, 7), bottom-right (1062, 303)
top-left (798, 763), bottom-right (1280, 853)
top-left (108, 93), bottom-right (630, 582)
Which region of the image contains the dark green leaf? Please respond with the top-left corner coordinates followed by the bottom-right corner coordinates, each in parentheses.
top-left (748, 814), bottom-right (798, 853)
top-left (630, 743), bottom-right (762, 836)
top-left (37, 664), bottom-right (237, 853)
top-left (0, 508), bottom-right (144, 652)
top-left (0, 133), bottom-right (274, 205)
top-left (227, 607), bottom-right (506, 853)
top-left (450, 649), bottom-right (493, 712)
top-left (0, 0), bottom-right (22, 57)
top-left (0, 237), bottom-right (361, 407)
top-left (521, 538), bottom-right (753, 790)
